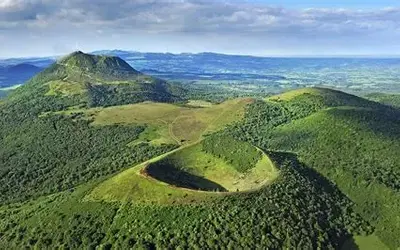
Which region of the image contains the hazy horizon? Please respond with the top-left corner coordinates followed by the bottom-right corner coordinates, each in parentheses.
top-left (4, 49), bottom-right (400, 60)
top-left (1, 0), bottom-right (400, 58)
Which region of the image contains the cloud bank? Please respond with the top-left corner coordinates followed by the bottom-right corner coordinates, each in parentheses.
top-left (1, 0), bottom-right (400, 57)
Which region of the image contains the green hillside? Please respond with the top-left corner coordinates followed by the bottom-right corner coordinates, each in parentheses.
top-left (0, 52), bottom-right (185, 205)
top-left (228, 88), bottom-right (400, 248)
top-left (267, 87), bottom-right (379, 108)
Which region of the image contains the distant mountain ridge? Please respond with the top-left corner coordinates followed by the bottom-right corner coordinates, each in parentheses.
top-left (5, 63), bottom-right (41, 73)
top-left (0, 63), bottom-right (42, 88)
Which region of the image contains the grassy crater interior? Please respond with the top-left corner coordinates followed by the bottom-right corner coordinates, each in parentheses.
top-left (143, 143), bottom-right (278, 192)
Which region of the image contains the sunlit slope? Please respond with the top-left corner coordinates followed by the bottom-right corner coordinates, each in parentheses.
top-left (51, 98), bottom-right (252, 145)
top-left (266, 106), bottom-right (400, 248)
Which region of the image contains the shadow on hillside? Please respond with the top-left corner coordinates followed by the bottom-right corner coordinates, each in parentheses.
top-left (146, 161), bottom-right (228, 192)
top-left (268, 151), bottom-right (341, 195)
top-left (341, 237), bottom-right (359, 250)
top-left (266, 150), bottom-right (370, 249)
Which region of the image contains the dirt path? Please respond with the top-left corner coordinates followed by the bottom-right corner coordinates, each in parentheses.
top-left (168, 116), bottom-right (182, 145)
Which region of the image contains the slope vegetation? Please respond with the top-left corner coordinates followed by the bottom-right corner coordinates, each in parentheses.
top-left (228, 87), bottom-right (400, 249)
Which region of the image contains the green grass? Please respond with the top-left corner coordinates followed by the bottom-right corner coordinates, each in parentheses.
top-left (342, 234), bottom-right (388, 250)
top-left (147, 143), bottom-right (278, 192)
top-left (267, 87), bottom-right (378, 109)
top-left (45, 80), bottom-right (86, 96)
top-left (51, 98), bottom-right (251, 145)
top-left (354, 235), bottom-right (388, 250)
top-left (128, 124), bottom-right (176, 146)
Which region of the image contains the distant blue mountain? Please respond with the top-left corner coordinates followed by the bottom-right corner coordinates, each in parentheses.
top-left (0, 63), bottom-right (42, 88)
top-left (5, 63), bottom-right (41, 74)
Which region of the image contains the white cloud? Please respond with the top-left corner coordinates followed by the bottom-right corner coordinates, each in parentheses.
top-left (1, 0), bottom-right (400, 57)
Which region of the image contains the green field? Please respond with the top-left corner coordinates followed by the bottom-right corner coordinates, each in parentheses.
top-left (51, 98), bottom-right (251, 145)
top-left (45, 80), bottom-right (87, 96)
top-left (186, 99), bottom-right (213, 107)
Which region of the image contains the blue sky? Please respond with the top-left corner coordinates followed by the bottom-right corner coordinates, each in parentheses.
top-left (253, 0), bottom-right (398, 8)
top-left (1, 0), bottom-right (400, 58)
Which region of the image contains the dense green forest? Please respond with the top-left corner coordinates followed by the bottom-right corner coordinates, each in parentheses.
top-left (201, 134), bottom-right (262, 172)
top-left (0, 112), bottom-right (176, 204)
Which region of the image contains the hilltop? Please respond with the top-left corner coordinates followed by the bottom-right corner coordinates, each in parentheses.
top-left (267, 87), bottom-right (379, 108)
top-left (7, 51), bottom-right (181, 110)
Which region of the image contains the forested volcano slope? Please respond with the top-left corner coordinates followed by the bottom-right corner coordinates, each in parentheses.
top-left (229, 88), bottom-right (400, 248)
